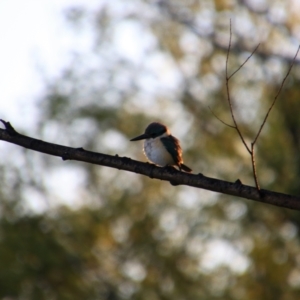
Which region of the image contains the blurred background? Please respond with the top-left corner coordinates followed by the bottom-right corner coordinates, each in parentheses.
top-left (1, 0), bottom-right (300, 299)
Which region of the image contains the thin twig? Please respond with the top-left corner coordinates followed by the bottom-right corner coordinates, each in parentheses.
top-left (252, 45), bottom-right (300, 145)
top-left (225, 20), bottom-right (251, 154)
top-left (208, 106), bottom-right (235, 128)
top-left (251, 143), bottom-right (260, 190)
top-left (225, 21), bottom-right (262, 189)
top-left (211, 21), bottom-right (299, 191)
top-left (228, 43), bottom-right (260, 80)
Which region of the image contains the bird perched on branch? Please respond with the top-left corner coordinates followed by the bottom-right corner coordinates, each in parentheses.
top-left (130, 122), bottom-right (192, 172)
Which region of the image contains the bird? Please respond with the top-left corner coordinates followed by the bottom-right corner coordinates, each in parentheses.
top-left (130, 122), bottom-right (192, 172)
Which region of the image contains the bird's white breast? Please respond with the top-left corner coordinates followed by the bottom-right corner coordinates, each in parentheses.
top-left (143, 137), bottom-right (174, 166)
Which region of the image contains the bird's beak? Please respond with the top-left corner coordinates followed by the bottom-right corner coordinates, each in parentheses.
top-left (130, 133), bottom-right (149, 141)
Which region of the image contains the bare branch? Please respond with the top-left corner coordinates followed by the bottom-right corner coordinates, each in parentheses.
top-left (251, 143), bottom-right (260, 190)
top-left (228, 43), bottom-right (260, 80)
top-left (208, 106), bottom-right (235, 128)
top-left (225, 20), bottom-right (251, 154)
top-left (225, 19), bottom-right (233, 75)
top-left (0, 120), bottom-right (300, 210)
top-left (252, 45), bottom-right (300, 145)
top-left (224, 21), bottom-right (262, 189)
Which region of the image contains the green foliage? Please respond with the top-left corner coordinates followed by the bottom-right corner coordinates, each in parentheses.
top-left (1, 0), bottom-right (300, 299)
top-left (0, 215), bottom-right (96, 299)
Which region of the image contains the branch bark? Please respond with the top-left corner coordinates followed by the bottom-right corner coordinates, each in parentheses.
top-left (0, 120), bottom-right (300, 210)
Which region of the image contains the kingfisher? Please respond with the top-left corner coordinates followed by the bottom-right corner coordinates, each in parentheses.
top-left (130, 122), bottom-right (192, 172)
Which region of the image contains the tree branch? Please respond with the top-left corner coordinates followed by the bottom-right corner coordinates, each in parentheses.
top-left (0, 120), bottom-right (300, 210)
top-left (225, 21), bottom-right (252, 155)
top-left (207, 106), bottom-right (235, 129)
top-left (228, 43), bottom-right (260, 80)
top-left (223, 21), bottom-right (299, 191)
top-left (252, 45), bottom-right (300, 145)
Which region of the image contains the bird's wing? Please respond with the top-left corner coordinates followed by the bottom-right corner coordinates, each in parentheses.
top-left (160, 135), bottom-right (182, 165)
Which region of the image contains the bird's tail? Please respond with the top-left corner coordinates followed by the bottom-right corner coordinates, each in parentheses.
top-left (180, 163), bottom-right (192, 173)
